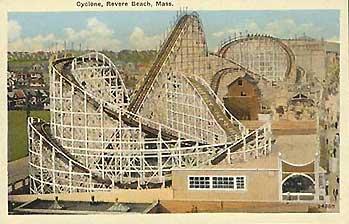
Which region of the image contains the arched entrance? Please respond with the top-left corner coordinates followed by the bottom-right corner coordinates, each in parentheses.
top-left (282, 173), bottom-right (315, 193)
top-left (282, 174), bottom-right (315, 201)
top-left (279, 155), bottom-right (326, 202)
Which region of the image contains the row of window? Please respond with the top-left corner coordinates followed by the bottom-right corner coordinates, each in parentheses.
top-left (188, 176), bottom-right (246, 190)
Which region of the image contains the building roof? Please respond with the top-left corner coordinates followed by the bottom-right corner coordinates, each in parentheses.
top-left (13, 199), bottom-right (154, 214)
top-left (14, 89), bottom-right (26, 99)
top-left (289, 93), bottom-right (315, 105)
top-left (227, 75), bottom-right (257, 88)
top-left (325, 41), bottom-right (340, 54)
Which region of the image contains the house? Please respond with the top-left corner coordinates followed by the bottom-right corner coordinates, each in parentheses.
top-left (223, 75), bottom-right (260, 120)
top-left (16, 77), bottom-right (27, 86)
top-left (289, 93), bottom-right (315, 106)
top-left (13, 89), bottom-right (26, 107)
top-left (30, 72), bottom-right (42, 79)
top-left (30, 78), bottom-right (43, 88)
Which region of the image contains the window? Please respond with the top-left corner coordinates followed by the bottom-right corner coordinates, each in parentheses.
top-left (236, 176), bottom-right (246, 189)
top-left (238, 79), bottom-right (243, 86)
top-left (212, 176), bottom-right (235, 189)
top-left (188, 176), bottom-right (210, 189)
top-left (188, 176), bottom-right (246, 190)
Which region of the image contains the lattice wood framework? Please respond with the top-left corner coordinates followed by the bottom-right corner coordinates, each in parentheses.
top-left (218, 34), bottom-right (296, 82)
top-left (28, 12), bottom-right (273, 194)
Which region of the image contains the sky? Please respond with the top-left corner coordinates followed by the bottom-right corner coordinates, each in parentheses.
top-left (8, 10), bottom-right (339, 52)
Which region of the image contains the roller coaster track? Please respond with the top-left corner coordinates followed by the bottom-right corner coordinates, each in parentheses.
top-left (209, 54), bottom-right (271, 94)
top-left (48, 55), bottom-right (265, 176)
top-left (68, 56), bottom-right (180, 139)
top-left (32, 57), bottom-right (193, 187)
top-left (25, 12), bottom-right (277, 194)
top-left (217, 35), bottom-right (296, 80)
top-left (31, 118), bottom-right (173, 189)
top-left (57, 53), bottom-right (246, 147)
top-left (128, 14), bottom-right (193, 114)
top-left (210, 128), bottom-right (265, 165)
top-left (55, 52), bottom-right (251, 151)
top-left (53, 57), bottom-right (189, 142)
top-left (32, 120), bottom-right (112, 186)
top-left (187, 76), bottom-right (240, 138)
top-left (72, 55), bottom-right (129, 104)
top-left (211, 67), bottom-right (240, 94)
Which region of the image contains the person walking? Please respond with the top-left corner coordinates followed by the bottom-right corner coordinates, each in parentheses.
top-left (325, 179), bottom-right (329, 195)
top-left (335, 188), bottom-right (339, 201)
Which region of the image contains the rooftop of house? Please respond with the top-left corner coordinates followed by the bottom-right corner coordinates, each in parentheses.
top-left (14, 89), bottom-right (26, 98)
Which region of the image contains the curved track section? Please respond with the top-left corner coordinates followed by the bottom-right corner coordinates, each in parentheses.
top-left (217, 34), bottom-right (296, 82)
top-left (210, 64), bottom-right (265, 95)
top-left (71, 52), bottom-right (129, 108)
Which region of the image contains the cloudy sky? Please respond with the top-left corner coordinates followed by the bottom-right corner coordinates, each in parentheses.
top-left (8, 10), bottom-right (339, 52)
